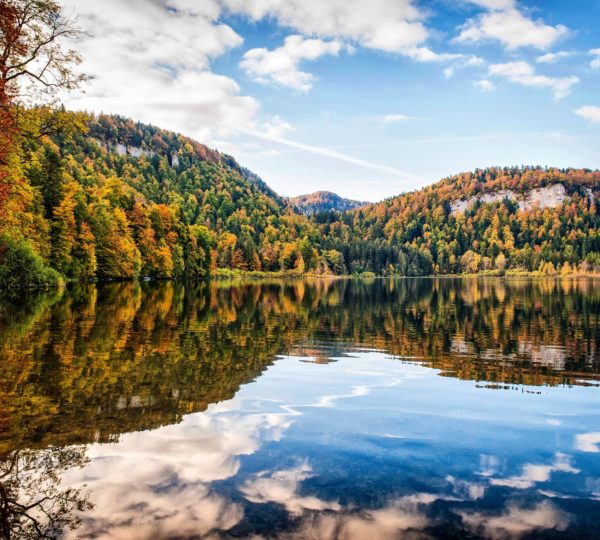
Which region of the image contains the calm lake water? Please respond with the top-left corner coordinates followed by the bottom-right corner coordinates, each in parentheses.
top-left (1, 278), bottom-right (600, 539)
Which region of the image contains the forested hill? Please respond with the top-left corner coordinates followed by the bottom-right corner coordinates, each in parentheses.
top-left (319, 167), bottom-right (600, 275)
top-left (1, 110), bottom-right (600, 294)
top-left (289, 191), bottom-right (367, 215)
top-left (1, 111), bottom-right (326, 287)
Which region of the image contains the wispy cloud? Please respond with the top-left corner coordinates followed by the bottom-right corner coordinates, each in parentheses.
top-left (590, 48), bottom-right (600, 70)
top-left (537, 51), bottom-right (573, 64)
top-left (373, 114), bottom-right (416, 124)
top-left (312, 130), bottom-right (568, 151)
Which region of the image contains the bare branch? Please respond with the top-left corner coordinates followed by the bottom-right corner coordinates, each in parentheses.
top-left (0, 0), bottom-right (90, 107)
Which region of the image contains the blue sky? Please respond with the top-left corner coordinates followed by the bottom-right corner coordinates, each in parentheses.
top-left (64, 0), bottom-right (600, 201)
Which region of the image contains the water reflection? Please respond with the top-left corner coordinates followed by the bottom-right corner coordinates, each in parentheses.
top-left (0, 446), bottom-right (92, 538)
top-left (0, 278), bottom-right (599, 538)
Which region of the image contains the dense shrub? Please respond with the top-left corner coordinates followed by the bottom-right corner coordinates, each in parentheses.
top-left (0, 236), bottom-right (63, 296)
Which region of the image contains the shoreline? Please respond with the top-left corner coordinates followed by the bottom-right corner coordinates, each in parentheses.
top-left (3, 270), bottom-right (600, 299)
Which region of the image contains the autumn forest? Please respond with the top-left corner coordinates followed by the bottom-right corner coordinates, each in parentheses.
top-left (1, 1), bottom-right (600, 295)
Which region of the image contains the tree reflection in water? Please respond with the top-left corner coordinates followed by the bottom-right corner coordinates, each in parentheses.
top-left (0, 277), bottom-right (599, 454)
top-left (0, 447), bottom-right (92, 538)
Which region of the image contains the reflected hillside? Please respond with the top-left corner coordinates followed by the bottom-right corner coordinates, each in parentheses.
top-left (1, 278), bottom-right (599, 453)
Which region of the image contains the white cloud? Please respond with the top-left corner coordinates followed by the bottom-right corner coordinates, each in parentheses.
top-left (261, 115), bottom-right (296, 138)
top-left (61, 0), bottom-right (258, 144)
top-left (222, 0), bottom-right (428, 54)
top-left (241, 35), bottom-right (345, 92)
top-left (469, 0), bottom-right (515, 9)
top-left (459, 501), bottom-right (570, 539)
top-left (224, 0), bottom-right (483, 76)
top-left (575, 105), bottom-right (600, 124)
top-left (404, 47), bottom-right (462, 62)
top-left (474, 79), bottom-right (497, 92)
top-left (488, 61), bottom-right (579, 100)
top-left (537, 51), bottom-right (573, 64)
top-left (401, 48), bottom-right (485, 77)
top-left (489, 453), bottom-right (579, 490)
top-left (241, 462), bottom-right (342, 515)
top-left (443, 55), bottom-right (486, 78)
top-left (276, 493), bottom-right (440, 539)
top-left (590, 49), bottom-right (600, 70)
top-left (375, 114), bottom-right (415, 124)
top-left (456, 2), bottom-right (568, 50)
top-left (61, 400), bottom-right (295, 538)
top-left (574, 432), bottom-right (600, 451)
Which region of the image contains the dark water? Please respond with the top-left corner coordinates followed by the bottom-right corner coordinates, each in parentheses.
top-left (1, 278), bottom-right (600, 539)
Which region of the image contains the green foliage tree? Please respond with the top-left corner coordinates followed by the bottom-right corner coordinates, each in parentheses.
top-left (0, 235), bottom-right (62, 294)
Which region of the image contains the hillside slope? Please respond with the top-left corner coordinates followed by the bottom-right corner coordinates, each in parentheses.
top-left (0, 112), bottom-right (325, 285)
top-left (289, 191), bottom-right (366, 215)
top-left (320, 167), bottom-right (600, 275)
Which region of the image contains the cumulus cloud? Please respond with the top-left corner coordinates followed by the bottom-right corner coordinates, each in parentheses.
top-left (61, 0), bottom-right (258, 143)
top-left (574, 431), bottom-right (600, 451)
top-left (224, 0), bottom-right (483, 76)
top-left (489, 453), bottom-right (579, 490)
top-left (222, 0), bottom-right (428, 54)
top-left (488, 61), bottom-right (579, 100)
top-left (575, 106), bottom-right (600, 125)
top-left (241, 35), bottom-right (346, 92)
top-left (456, 1), bottom-right (569, 50)
top-left (276, 493), bottom-right (440, 539)
top-left (277, 489), bottom-right (492, 540)
top-left (459, 501), bottom-right (570, 539)
top-left (241, 461), bottom-right (342, 515)
top-left (58, 0), bottom-right (490, 140)
top-left (474, 79), bottom-right (497, 92)
top-left (537, 51), bottom-right (573, 64)
top-left (58, 0), bottom-right (439, 177)
top-left (61, 401), bottom-right (294, 538)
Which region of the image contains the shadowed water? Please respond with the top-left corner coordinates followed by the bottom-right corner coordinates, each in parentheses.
top-left (0, 278), bottom-right (599, 538)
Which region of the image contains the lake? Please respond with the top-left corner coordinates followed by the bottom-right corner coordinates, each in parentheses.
top-left (1, 278), bottom-right (600, 539)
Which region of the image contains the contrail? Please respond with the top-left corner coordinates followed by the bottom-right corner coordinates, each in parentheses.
top-left (243, 129), bottom-right (421, 181)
